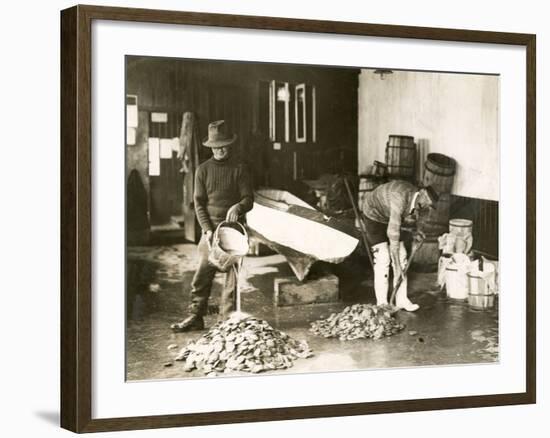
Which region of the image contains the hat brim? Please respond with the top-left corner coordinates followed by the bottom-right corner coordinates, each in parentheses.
top-left (202, 134), bottom-right (237, 148)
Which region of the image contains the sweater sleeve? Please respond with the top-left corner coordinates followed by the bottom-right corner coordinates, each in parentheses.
top-left (236, 164), bottom-right (254, 214)
top-left (194, 166), bottom-right (214, 232)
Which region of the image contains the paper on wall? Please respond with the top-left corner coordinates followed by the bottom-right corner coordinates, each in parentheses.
top-left (126, 105), bottom-right (138, 128)
top-left (148, 138), bottom-right (160, 176)
top-left (151, 112), bottom-right (168, 123)
top-left (160, 139), bottom-right (173, 159)
top-left (126, 127), bottom-right (136, 146)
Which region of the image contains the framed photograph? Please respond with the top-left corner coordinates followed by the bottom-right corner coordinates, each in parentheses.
top-left (60, 4), bottom-right (536, 433)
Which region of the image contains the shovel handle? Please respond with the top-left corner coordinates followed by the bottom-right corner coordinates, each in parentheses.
top-left (343, 178), bottom-right (375, 268)
top-left (389, 237), bottom-right (424, 306)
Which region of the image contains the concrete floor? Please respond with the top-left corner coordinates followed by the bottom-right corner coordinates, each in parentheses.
top-left (126, 243), bottom-right (499, 381)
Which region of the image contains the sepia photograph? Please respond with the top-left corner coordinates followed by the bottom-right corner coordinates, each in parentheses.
top-left (125, 55), bottom-right (500, 381)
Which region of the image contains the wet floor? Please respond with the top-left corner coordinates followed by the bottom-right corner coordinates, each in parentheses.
top-left (126, 243), bottom-right (499, 381)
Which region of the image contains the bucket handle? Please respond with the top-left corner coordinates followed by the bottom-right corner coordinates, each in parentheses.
top-left (213, 221), bottom-right (249, 243)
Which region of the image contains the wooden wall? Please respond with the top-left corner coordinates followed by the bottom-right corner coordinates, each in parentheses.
top-left (450, 195), bottom-right (499, 258)
top-left (126, 56), bottom-right (359, 201)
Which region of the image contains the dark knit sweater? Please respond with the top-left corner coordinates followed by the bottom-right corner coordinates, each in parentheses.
top-left (194, 156), bottom-right (254, 232)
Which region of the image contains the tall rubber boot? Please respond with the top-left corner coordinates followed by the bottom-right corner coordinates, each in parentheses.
top-left (394, 241), bottom-right (419, 312)
top-left (372, 242), bottom-right (390, 305)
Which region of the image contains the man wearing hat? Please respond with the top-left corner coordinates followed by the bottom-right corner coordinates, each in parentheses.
top-left (362, 180), bottom-right (438, 311)
top-left (171, 120), bottom-right (254, 332)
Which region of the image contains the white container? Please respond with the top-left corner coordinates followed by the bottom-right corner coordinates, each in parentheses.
top-left (445, 267), bottom-right (469, 300)
top-left (449, 218), bottom-right (473, 254)
top-left (481, 256), bottom-right (499, 295)
top-left (437, 255), bottom-right (452, 289)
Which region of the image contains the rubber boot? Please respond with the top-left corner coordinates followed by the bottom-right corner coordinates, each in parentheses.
top-left (394, 241), bottom-right (419, 312)
top-left (372, 242), bottom-right (390, 305)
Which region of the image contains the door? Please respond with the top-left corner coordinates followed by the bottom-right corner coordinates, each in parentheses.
top-left (148, 111), bottom-right (184, 226)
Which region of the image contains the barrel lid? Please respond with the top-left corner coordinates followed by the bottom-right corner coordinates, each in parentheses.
top-left (388, 134), bottom-right (414, 139)
top-left (426, 153), bottom-right (456, 168)
top-left (449, 218), bottom-right (473, 227)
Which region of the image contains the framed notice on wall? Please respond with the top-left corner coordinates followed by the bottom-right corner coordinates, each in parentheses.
top-left (61, 4), bottom-right (535, 433)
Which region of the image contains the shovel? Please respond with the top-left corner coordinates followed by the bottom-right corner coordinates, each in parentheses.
top-left (388, 234), bottom-right (425, 310)
top-left (343, 178), bottom-right (375, 268)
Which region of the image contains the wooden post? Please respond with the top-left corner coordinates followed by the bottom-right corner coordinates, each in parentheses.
top-left (179, 112), bottom-right (201, 243)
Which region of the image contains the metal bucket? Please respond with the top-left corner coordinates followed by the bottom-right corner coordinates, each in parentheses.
top-left (208, 222), bottom-right (249, 272)
top-left (445, 267), bottom-right (469, 300)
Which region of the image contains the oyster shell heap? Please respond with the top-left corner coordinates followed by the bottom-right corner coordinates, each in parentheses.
top-left (310, 304), bottom-right (405, 341)
top-left (175, 315), bottom-right (313, 376)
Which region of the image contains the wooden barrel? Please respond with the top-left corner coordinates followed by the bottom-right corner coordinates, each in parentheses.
top-left (467, 272), bottom-right (495, 309)
top-left (417, 193), bottom-right (451, 237)
top-left (385, 135), bottom-right (416, 179)
top-left (422, 153), bottom-right (456, 193)
top-left (411, 235), bottom-right (440, 272)
top-left (372, 160), bottom-right (388, 178)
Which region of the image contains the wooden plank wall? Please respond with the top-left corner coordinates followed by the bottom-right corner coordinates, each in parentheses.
top-left (450, 195), bottom-right (499, 258)
top-left (126, 57), bottom-right (359, 196)
top-left (125, 57), bottom-right (499, 257)
top-left (148, 112), bottom-right (184, 225)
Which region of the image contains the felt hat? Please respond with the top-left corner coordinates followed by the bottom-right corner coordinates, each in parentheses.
top-left (202, 120), bottom-right (237, 148)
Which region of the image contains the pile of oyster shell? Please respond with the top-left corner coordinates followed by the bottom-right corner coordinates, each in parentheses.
top-left (175, 314), bottom-right (313, 376)
top-left (310, 304), bottom-right (405, 341)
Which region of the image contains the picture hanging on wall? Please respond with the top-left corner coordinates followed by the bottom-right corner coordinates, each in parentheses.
top-left (61, 4), bottom-right (536, 433)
